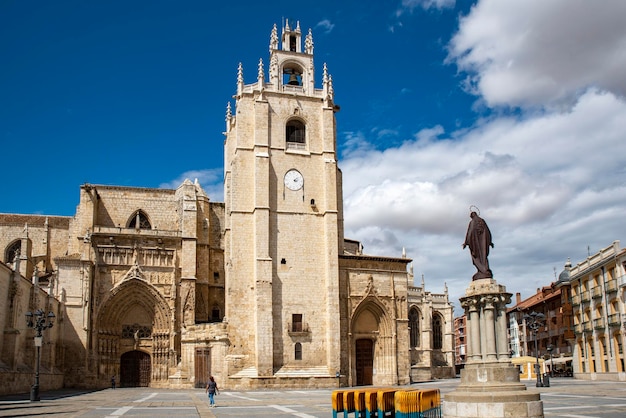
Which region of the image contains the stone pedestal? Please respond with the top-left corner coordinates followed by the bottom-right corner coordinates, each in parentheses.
top-left (443, 279), bottom-right (543, 417)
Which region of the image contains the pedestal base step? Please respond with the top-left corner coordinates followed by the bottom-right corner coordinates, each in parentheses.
top-left (443, 390), bottom-right (543, 418)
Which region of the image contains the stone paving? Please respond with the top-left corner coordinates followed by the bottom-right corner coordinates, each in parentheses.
top-left (2, 378), bottom-right (626, 417)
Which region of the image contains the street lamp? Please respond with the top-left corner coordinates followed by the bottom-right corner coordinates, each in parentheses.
top-left (523, 311), bottom-right (546, 387)
top-left (547, 344), bottom-right (554, 377)
top-left (25, 309), bottom-right (55, 402)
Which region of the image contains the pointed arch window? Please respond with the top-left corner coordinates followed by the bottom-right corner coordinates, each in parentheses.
top-left (5, 240), bottom-right (21, 265)
top-left (286, 119), bottom-right (305, 150)
top-left (433, 314), bottom-right (443, 350)
top-left (128, 210), bottom-right (151, 230)
top-left (409, 307), bottom-right (420, 348)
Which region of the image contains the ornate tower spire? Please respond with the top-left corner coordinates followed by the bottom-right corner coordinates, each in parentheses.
top-left (236, 62), bottom-right (243, 96)
top-left (269, 23), bottom-right (278, 52)
top-left (305, 28), bottom-right (314, 55)
top-left (225, 102), bottom-right (232, 132)
top-left (257, 58), bottom-right (265, 99)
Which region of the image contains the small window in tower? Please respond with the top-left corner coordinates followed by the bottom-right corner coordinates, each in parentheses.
top-left (283, 69), bottom-right (301, 86)
top-left (286, 120), bottom-right (305, 150)
top-left (295, 342), bottom-right (302, 360)
top-left (5, 240), bottom-right (21, 265)
top-left (128, 210), bottom-right (151, 230)
top-left (292, 314), bottom-right (303, 332)
top-left (289, 36), bottom-right (297, 51)
top-left (212, 306), bottom-right (221, 322)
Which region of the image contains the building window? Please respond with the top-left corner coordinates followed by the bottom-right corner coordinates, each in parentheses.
top-left (292, 314), bottom-right (303, 332)
top-left (122, 324), bottom-right (152, 339)
top-left (128, 210), bottom-right (151, 229)
top-left (5, 240), bottom-right (21, 264)
top-left (295, 343), bottom-right (302, 360)
top-left (409, 308), bottom-right (420, 348)
top-left (286, 120), bottom-right (305, 150)
top-left (211, 306), bottom-right (221, 322)
top-left (433, 314), bottom-right (443, 350)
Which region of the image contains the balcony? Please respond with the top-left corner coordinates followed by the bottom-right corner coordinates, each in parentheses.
top-left (583, 322), bottom-right (592, 332)
top-left (92, 225), bottom-right (181, 238)
top-left (591, 286), bottom-right (602, 299)
top-left (574, 324), bottom-right (582, 334)
top-left (581, 291), bottom-right (590, 302)
top-left (287, 322), bottom-right (310, 337)
top-left (593, 318), bottom-right (605, 329)
top-left (608, 313), bottom-right (621, 326)
top-left (571, 294), bottom-right (581, 306)
top-left (606, 279), bottom-right (618, 293)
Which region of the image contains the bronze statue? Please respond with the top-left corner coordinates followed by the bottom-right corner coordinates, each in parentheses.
top-left (463, 209), bottom-right (494, 280)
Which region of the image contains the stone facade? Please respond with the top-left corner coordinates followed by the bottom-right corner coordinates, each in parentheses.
top-left (0, 20), bottom-right (453, 392)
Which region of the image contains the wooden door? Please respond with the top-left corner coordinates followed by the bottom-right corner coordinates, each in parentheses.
top-left (120, 350), bottom-right (151, 387)
top-left (194, 348), bottom-right (211, 388)
top-left (355, 339), bottom-right (374, 385)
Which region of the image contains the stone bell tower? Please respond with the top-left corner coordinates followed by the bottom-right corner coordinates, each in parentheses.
top-left (223, 20), bottom-right (343, 385)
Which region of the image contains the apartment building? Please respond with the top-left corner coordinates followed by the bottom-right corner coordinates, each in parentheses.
top-left (568, 241), bottom-right (626, 380)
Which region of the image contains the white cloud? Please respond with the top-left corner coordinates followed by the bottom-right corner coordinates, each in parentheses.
top-left (447, 0), bottom-right (626, 108)
top-left (340, 89), bottom-right (626, 306)
top-left (397, 0), bottom-right (456, 16)
top-left (159, 168), bottom-right (224, 201)
top-left (315, 19), bottom-right (335, 34)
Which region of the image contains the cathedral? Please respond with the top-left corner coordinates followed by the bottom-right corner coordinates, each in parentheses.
top-left (0, 21), bottom-right (453, 393)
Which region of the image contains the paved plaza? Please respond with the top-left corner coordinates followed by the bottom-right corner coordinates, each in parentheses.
top-left (2, 378), bottom-right (626, 417)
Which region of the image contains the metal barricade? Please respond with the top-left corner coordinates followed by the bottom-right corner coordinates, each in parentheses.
top-left (333, 390), bottom-right (346, 418)
top-left (393, 389), bottom-right (441, 418)
top-left (419, 389), bottom-right (441, 418)
top-left (354, 389), bottom-right (368, 418)
top-left (364, 389), bottom-right (379, 418)
top-left (343, 390), bottom-right (357, 417)
top-left (377, 389), bottom-right (398, 417)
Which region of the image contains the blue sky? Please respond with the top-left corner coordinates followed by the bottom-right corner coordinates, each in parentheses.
top-left (3, 0), bottom-right (626, 305)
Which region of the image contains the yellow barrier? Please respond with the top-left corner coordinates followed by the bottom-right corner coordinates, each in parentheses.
top-left (354, 389), bottom-right (367, 417)
top-left (377, 388), bottom-right (398, 417)
top-left (332, 390), bottom-right (346, 418)
top-left (420, 389), bottom-right (440, 415)
top-left (333, 387), bottom-right (441, 418)
top-left (393, 388), bottom-right (441, 418)
top-left (364, 389), bottom-right (379, 418)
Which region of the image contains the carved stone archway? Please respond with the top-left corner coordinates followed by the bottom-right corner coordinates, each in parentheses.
top-left (350, 299), bottom-right (395, 386)
top-left (96, 277), bottom-right (172, 386)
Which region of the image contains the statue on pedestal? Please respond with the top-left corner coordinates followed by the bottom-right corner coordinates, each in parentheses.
top-left (463, 207), bottom-right (494, 280)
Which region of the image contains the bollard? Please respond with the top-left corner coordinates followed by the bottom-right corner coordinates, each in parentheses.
top-left (543, 373), bottom-right (550, 387)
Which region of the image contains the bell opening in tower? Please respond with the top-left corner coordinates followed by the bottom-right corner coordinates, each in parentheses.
top-left (289, 35), bottom-right (297, 51)
top-left (283, 68), bottom-right (302, 87)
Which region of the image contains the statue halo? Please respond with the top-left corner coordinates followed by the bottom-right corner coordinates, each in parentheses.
top-left (469, 205), bottom-right (480, 216)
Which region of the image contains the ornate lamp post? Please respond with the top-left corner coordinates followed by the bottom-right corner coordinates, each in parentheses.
top-left (25, 309), bottom-right (55, 402)
top-left (523, 311), bottom-right (545, 387)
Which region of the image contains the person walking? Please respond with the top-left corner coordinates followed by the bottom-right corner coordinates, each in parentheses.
top-left (205, 376), bottom-right (219, 407)
top-left (111, 375), bottom-right (116, 390)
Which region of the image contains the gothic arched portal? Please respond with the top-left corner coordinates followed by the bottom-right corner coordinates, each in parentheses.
top-left (350, 299), bottom-right (396, 386)
top-left (96, 277), bottom-right (172, 387)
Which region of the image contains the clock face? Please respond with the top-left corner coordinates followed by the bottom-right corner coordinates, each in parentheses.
top-left (284, 169), bottom-right (304, 191)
